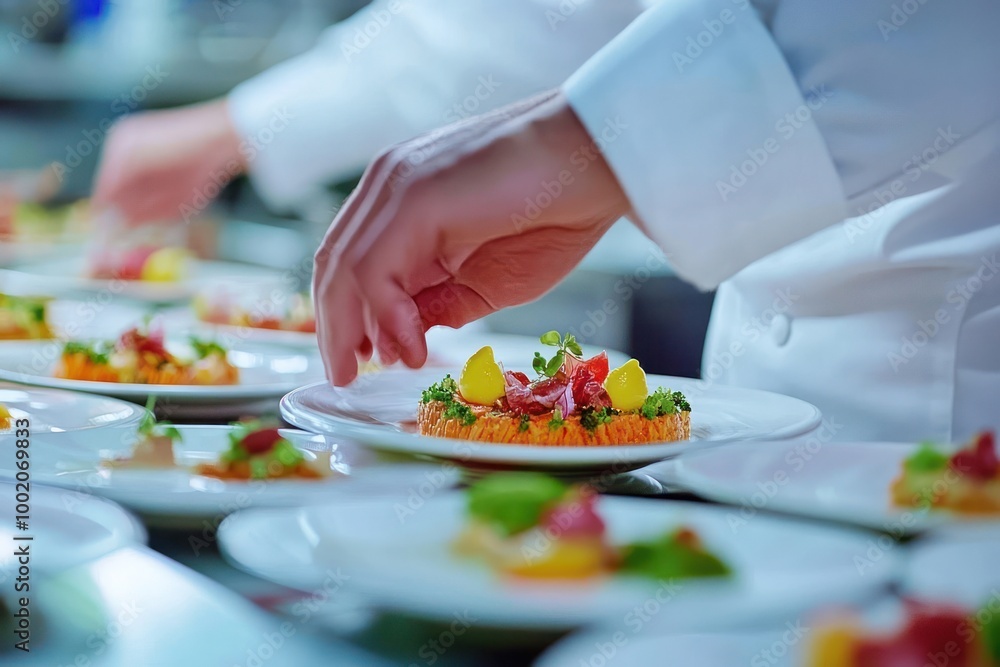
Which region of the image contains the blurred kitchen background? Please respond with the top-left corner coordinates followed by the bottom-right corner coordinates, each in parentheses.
top-left (0, 0), bottom-right (714, 376)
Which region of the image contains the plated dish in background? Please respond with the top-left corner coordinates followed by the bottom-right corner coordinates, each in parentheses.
top-left (18, 422), bottom-right (456, 526)
top-left (0, 338), bottom-right (324, 416)
top-left (418, 333), bottom-right (690, 446)
top-left (55, 324), bottom-right (239, 386)
top-left (655, 435), bottom-right (1000, 534)
top-left (218, 475), bottom-right (895, 631)
top-left (0, 256), bottom-right (287, 303)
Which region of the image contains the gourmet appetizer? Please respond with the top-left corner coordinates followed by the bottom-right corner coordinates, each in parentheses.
top-left (419, 332), bottom-right (691, 445)
top-left (453, 473), bottom-right (730, 581)
top-left (0, 293), bottom-right (53, 340)
top-left (194, 291), bottom-right (316, 333)
top-left (55, 325), bottom-right (239, 385)
top-left (89, 245), bottom-right (191, 282)
top-left (195, 421), bottom-right (326, 481)
top-left (891, 431), bottom-right (1000, 514)
top-left (0, 403), bottom-right (11, 430)
top-left (107, 400), bottom-right (181, 469)
top-left (807, 599), bottom-right (1000, 667)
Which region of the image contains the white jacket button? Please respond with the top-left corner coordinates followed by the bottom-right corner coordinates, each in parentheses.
top-left (771, 314), bottom-right (792, 346)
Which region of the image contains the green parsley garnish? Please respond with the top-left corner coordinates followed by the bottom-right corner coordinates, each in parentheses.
top-left (421, 375), bottom-right (477, 426)
top-left (190, 336), bottom-right (226, 359)
top-left (421, 375), bottom-right (459, 404)
top-left (640, 388), bottom-right (691, 420)
top-left (518, 414), bottom-right (531, 432)
top-left (443, 401), bottom-right (477, 427)
top-left (620, 528), bottom-right (731, 580)
top-left (547, 409), bottom-right (565, 431)
top-left (579, 406), bottom-right (615, 433)
top-left (904, 442), bottom-right (949, 473)
top-left (532, 331), bottom-right (584, 378)
top-left (63, 340), bottom-right (112, 365)
top-left (136, 396), bottom-right (182, 442)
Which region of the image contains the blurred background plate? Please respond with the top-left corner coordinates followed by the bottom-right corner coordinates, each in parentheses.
top-left (28, 425), bottom-right (458, 527)
top-left (648, 440), bottom-right (997, 535)
top-left (0, 258), bottom-right (287, 303)
top-left (218, 495), bottom-right (893, 632)
top-left (0, 384), bottom-right (146, 447)
top-left (0, 340), bottom-right (324, 416)
top-left (0, 479), bottom-right (146, 579)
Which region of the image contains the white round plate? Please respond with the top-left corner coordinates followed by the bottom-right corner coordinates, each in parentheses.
top-left (0, 258), bottom-right (285, 303)
top-left (218, 494), bottom-right (894, 631)
top-left (651, 440), bottom-right (994, 534)
top-left (280, 369), bottom-right (821, 472)
top-left (0, 340), bottom-right (324, 408)
top-left (903, 530), bottom-right (1000, 605)
top-left (16, 424), bottom-right (458, 524)
top-left (0, 479), bottom-right (145, 578)
top-left (0, 384), bottom-right (146, 447)
top-left (537, 629), bottom-right (808, 667)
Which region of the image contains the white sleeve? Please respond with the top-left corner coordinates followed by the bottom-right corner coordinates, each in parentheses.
top-left (564, 0), bottom-right (1000, 289)
top-left (228, 0), bottom-right (648, 209)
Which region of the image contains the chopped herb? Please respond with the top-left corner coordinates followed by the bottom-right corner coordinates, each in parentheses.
top-left (63, 340), bottom-right (112, 365)
top-left (904, 443), bottom-right (949, 473)
top-left (443, 401), bottom-right (477, 426)
top-left (190, 336), bottom-right (226, 359)
top-left (518, 414), bottom-right (531, 432)
top-left (640, 388), bottom-right (691, 420)
top-left (620, 527), bottom-right (731, 580)
top-left (580, 406), bottom-right (615, 433)
top-left (547, 409), bottom-right (565, 431)
top-left (422, 375), bottom-right (477, 425)
top-left (136, 396), bottom-right (182, 442)
top-left (421, 375), bottom-right (459, 404)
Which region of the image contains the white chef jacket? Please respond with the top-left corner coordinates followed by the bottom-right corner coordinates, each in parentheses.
top-left (228, 0), bottom-right (650, 209)
top-left (565, 0), bottom-right (1000, 441)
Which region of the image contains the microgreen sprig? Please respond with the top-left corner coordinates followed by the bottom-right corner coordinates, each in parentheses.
top-left (532, 331), bottom-right (584, 378)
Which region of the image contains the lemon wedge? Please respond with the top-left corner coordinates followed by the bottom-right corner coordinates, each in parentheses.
top-left (458, 346), bottom-right (505, 406)
top-left (141, 247), bottom-right (190, 282)
top-left (604, 359), bottom-right (648, 411)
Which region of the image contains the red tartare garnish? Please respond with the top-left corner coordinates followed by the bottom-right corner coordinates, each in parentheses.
top-left (116, 326), bottom-right (170, 358)
top-left (503, 353), bottom-right (611, 416)
top-left (949, 431), bottom-right (998, 481)
top-left (240, 427), bottom-right (285, 455)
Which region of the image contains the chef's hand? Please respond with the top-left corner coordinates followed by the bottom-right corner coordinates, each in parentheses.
top-left (314, 90), bottom-right (629, 386)
top-left (92, 99), bottom-right (245, 225)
